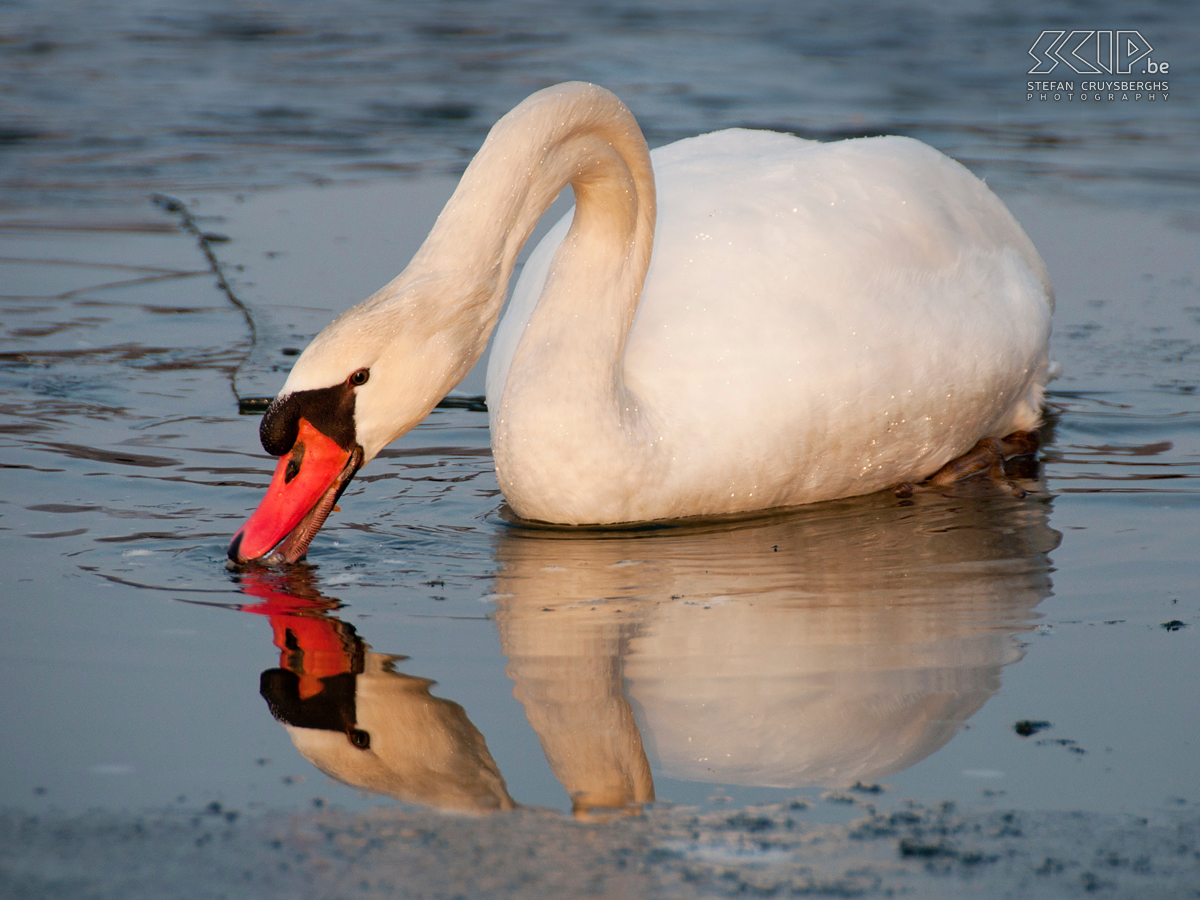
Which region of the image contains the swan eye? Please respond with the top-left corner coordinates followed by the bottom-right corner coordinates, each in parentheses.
top-left (348, 368), bottom-right (369, 387)
top-left (348, 728), bottom-right (371, 750)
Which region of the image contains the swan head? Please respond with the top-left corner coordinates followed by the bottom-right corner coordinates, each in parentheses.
top-left (228, 282), bottom-right (481, 565)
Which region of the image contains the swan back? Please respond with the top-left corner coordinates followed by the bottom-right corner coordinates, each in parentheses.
top-left (488, 126), bottom-right (1053, 522)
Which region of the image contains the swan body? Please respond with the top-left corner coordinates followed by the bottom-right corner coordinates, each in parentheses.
top-left (230, 82), bottom-right (1053, 563)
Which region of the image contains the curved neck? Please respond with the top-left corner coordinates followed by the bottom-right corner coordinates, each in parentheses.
top-left (407, 83), bottom-right (656, 370)
top-left (405, 83), bottom-right (658, 522)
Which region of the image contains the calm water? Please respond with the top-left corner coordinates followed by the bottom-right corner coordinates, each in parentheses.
top-left (2, 0), bottom-right (1199, 845)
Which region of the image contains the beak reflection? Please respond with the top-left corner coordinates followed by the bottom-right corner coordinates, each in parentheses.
top-left (232, 485), bottom-right (1059, 817)
top-left (237, 569), bottom-right (514, 814)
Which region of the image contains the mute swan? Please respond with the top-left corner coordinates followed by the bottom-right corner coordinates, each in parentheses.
top-left (229, 82), bottom-right (1053, 565)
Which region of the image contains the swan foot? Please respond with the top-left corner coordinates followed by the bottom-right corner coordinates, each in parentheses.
top-left (894, 430), bottom-right (1040, 499)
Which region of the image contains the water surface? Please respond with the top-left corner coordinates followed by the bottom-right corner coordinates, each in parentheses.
top-left (2, 1), bottom-right (1200, 895)
top-left (3, 179), bottom-right (1198, 823)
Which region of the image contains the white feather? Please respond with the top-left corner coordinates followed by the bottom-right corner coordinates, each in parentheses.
top-left (285, 82), bottom-right (1053, 525)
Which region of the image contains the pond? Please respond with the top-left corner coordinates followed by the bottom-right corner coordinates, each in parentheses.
top-left (2, 1), bottom-right (1199, 897)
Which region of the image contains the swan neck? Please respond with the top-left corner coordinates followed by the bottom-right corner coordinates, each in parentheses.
top-left (413, 83), bottom-right (655, 327)
top-left (474, 85), bottom-right (659, 523)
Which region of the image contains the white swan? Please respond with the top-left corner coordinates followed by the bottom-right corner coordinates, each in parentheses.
top-left (229, 82), bottom-right (1053, 565)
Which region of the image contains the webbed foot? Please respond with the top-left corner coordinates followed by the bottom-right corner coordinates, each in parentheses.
top-left (894, 430), bottom-right (1040, 499)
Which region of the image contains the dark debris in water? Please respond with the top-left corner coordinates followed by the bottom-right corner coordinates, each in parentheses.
top-left (1014, 720), bottom-right (1052, 738)
top-left (1036, 738), bottom-right (1087, 755)
top-left (899, 837), bottom-right (958, 858)
top-left (1161, 620), bottom-right (1187, 632)
top-left (7, 801), bottom-right (1200, 900)
top-left (723, 811), bottom-right (775, 832)
top-left (850, 781), bottom-right (885, 794)
top-left (238, 396), bottom-right (273, 414)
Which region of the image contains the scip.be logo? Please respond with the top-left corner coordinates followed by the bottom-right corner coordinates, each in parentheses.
top-left (1028, 31), bottom-right (1166, 75)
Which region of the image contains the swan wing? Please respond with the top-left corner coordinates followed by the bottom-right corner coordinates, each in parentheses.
top-left (490, 129), bottom-right (1052, 515)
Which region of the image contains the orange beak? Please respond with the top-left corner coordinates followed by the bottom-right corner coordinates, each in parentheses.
top-left (228, 418), bottom-right (362, 565)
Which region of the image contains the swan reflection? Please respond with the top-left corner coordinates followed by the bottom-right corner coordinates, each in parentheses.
top-left (236, 489), bottom-right (1057, 815)
top-left (493, 491), bottom-right (1059, 811)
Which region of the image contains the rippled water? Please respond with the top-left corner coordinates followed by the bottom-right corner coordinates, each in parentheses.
top-left (4, 0), bottom-right (1198, 210)
top-left (4, 173), bottom-right (1198, 826)
top-left (2, 0), bottom-right (1200, 890)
